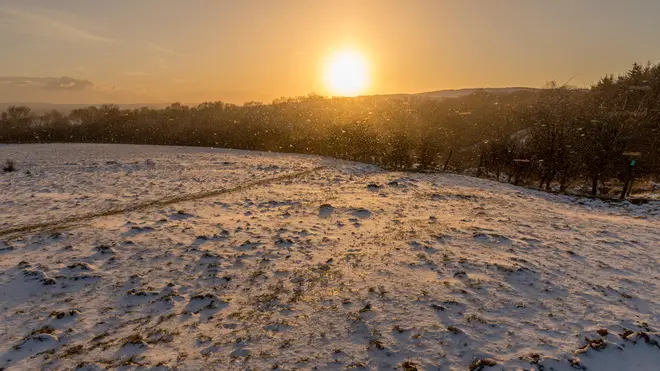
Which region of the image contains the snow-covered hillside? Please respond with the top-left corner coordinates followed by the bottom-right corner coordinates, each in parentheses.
top-left (1, 144), bottom-right (658, 370)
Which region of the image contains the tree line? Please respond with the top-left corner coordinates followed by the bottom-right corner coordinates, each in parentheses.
top-left (1, 62), bottom-right (659, 196)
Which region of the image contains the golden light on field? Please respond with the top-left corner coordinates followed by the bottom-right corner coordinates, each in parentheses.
top-left (324, 50), bottom-right (370, 96)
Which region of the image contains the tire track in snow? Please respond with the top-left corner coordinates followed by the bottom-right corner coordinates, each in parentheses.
top-left (0, 166), bottom-right (326, 238)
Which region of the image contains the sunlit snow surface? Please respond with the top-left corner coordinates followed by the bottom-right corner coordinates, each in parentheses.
top-left (0, 144), bottom-right (322, 230)
top-left (1, 144), bottom-right (658, 370)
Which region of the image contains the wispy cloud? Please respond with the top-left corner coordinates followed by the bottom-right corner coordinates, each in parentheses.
top-left (0, 6), bottom-right (114, 43)
top-left (145, 41), bottom-right (181, 56)
top-left (122, 71), bottom-right (149, 77)
top-left (0, 76), bottom-right (94, 91)
top-left (0, 76), bottom-right (155, 103)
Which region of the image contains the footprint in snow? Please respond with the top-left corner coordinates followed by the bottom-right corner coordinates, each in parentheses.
top-left (350, 208), bottom-right (372, 219)
top-left (60, 262), bottom-right (95, 273)
top-left (122, 225), bottom-right (155, 236)
top-left (319, 203), bottom-right (334, 218)
top-left (473, 232), bottom-right (511, 244)
top-left (184, 293), bottom-right (229, 314)
top-left (367, 183), bottom-right (382, 191)
top-left (92, 245), bottom-right (116, 255)
top-left (168, 210), bottom-right (194, 220)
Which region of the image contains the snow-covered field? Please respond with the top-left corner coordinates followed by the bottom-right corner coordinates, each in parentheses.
top-left (0, 144), bottom-right (322, 231)
top-left (1, 143), bottom-right (659, 371)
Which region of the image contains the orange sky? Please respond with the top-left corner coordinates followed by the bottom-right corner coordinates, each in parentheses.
top-left (1, 0), bottom-right (659, 104)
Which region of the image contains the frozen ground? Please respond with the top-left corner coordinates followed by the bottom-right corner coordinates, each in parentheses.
top-left (0, 144), bottom-right (322, 230)
top-left (1, 144), bottom-right (659, 370)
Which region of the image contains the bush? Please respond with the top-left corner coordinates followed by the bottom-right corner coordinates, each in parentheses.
top-left (3, 159), bottom-right (16, 172)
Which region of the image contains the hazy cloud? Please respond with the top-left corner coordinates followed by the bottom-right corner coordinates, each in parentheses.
top-left (145, 41), bottom-right (180, 56)
top-left (122, 71), bottom-right (149, 77)
top-left (0, 77), bottom-right (154, 104)
top-left (0, 6), bottom-right (114, 43)
top-left (0, 76), bottom-right (94, 91)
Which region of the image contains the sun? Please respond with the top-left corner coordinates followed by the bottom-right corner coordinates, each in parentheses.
top-left (324, 50), bottom-right (369, 96)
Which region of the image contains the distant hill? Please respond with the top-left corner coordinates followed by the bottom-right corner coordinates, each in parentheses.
top-left (370, 87), bottom-right (542, 100)
top-left (1, 88), bottom-right (543, 113)
top-left (417, 87), bottom-right (541, 98)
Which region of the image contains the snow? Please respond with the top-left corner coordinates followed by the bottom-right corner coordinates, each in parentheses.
top-left (0, 144), bottom-right (323, 231)
top-left (1, 143), bottom-right (659, 370)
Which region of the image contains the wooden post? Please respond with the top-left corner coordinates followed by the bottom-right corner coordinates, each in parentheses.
top-left (620, 163), bottom-right (633, 200)
top-left (620, 152), bottom-right (640, 200)
top-left (443, 149), bottom-right (453, 172)
top-left (627, 178), bottom-right (634, 197)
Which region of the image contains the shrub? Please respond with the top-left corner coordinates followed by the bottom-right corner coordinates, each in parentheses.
top-left (3, 159), bottom-right (16, 172)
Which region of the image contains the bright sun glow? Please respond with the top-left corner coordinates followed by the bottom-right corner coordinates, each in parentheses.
top-left (324, 50), bottom-right (369, 96)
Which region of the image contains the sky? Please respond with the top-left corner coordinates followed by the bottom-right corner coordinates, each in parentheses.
top-left (1, 0), bottom-right (659, 104)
